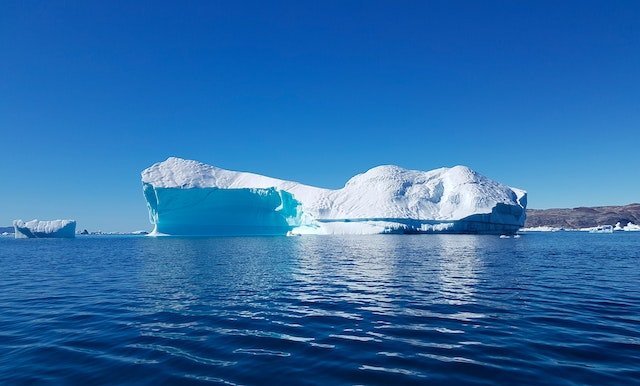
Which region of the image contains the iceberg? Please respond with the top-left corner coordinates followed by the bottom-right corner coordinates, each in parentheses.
top-left (13, 219), bottom-right (77, 238)
top-left (142, 157), bottom-right (527, 236)
top-left (520, 226), bottom-right (563, 232)
top-left (614, 222), bottom-right (640, 232)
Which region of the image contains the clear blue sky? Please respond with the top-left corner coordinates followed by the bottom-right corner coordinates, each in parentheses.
top-left (1, 1), bottom-right (638, 231)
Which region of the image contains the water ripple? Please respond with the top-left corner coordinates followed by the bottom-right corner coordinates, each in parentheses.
top-left (0, 233), bottom-right (639, 385)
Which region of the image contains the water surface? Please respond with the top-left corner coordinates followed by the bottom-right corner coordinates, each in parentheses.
top-left (1, 233), bottom-right (639, 385)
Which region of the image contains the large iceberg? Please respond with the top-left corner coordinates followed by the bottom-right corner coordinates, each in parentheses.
top-left (13, 219), bottom-right (76, 238)
top-left (142, 158), bottom-right (527, 236)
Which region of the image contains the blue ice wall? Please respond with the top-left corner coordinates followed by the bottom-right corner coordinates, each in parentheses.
top-left (144, 184), bottom-right (303, 236)
top-left (143, 185), bottom-right (526, 236)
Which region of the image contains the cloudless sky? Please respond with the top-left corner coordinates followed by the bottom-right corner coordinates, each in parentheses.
top-left (1, 1), bottom-right (638, 231)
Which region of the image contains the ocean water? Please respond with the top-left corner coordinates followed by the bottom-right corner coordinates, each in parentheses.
top-left (1, 233), bottom-right (639, 385)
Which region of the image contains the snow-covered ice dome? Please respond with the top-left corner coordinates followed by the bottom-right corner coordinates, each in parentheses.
top-left (142, 157), bottom-right (527, 236)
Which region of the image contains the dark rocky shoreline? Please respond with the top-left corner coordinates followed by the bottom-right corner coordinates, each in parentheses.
top-left (526, 204), bottom-right (640, 228)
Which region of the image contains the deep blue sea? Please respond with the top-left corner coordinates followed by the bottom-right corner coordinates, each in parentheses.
top-left (1, 233), bottom-right (639, 385)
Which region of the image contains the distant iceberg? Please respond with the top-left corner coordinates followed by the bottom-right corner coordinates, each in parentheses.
top-left (141, 157), bottom-right (527, 236)
top-left (13, 219), bottom-right (76, 238)
top-left (614, 222), bottom-right (640, 232)
top-left (520, 226), bottom-right (563, 232)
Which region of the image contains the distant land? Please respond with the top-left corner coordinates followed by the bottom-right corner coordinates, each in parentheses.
top-left (525, 204), bottom-right (640, 228)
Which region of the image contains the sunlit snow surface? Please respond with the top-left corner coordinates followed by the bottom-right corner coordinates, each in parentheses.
top-left (13, 219), bottom-right (76, 238)
top-left (142, 158), bottom-right (527, 236)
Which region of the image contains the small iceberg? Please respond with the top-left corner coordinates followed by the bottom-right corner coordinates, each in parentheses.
top-left (614, 222), bottom-right (640, 232)
top-left (13, 219), bottom-right (76, 239)
top-left (519, 226), bottom-right (562, 232)
top-left (588, 225), bottom-right (614, 234)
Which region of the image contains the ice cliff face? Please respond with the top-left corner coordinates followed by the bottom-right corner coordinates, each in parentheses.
top-left (142, 157), bottom-right (527, 236)
top-left (13, 219), bottom-right (76, 238)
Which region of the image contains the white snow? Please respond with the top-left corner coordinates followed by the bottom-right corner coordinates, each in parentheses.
top-left (13, 219), bottom-right (76, 238)
top-left (142, 157), bottom-right (527, 235)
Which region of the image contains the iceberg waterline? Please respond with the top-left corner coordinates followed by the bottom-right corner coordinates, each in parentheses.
top-left (142, 157), bottom-right (527, 236)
